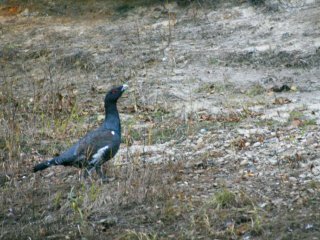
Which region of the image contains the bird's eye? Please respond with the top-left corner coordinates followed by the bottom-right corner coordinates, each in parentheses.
top-left (112, 89), bottom-right (118, 94)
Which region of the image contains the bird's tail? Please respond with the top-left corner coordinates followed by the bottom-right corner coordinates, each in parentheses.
top-left (33, 159), bottom-right (56, 172)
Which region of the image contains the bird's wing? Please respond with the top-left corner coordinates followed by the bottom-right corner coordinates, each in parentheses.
top-left (52, 142), bottom-right (79, 165)
top-left (76, 129), bottom-right (121, 165)
top-left (54, 128), bottom-right (120, 167)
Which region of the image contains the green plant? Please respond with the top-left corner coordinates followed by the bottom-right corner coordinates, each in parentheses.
top-left (121, 230), bottom-right (158, 240)
top-left (160, 199), bottom-right (180, 223)
top-left (0, 79), bottom-right (22, 161)
top-left (115, 4), bottom-right (135, 15)
top-left (53, 191), bottom-right (63, 209)
top-left (209, 189), bottom-right (237, 209)
top-left (251, 210), bottom-right (263, 235)
top-left (289, 110), bottom-right (303, 120)
top-left (68, 186), bottom-right (84, 222)
top-left (248, 0), bottom-right (265, 6)
top-left (209, 57), bottom-right (222, 65)
top-left (247, 84), bottom-right (265, 97)
top-left (88, 183), bottom-right (101, 202)
top-left (303, 119), bottom-right (317, 126)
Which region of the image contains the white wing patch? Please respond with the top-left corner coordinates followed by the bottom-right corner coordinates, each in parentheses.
top-left (90, 145), bottom-right (109, 165)
top-left (111, 131), bottom-right (115, 135)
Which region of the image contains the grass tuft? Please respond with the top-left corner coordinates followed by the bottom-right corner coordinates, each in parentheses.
top-left (209, 188), bottom-right (237, 209)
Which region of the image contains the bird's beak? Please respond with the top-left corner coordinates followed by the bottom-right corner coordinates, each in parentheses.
top-left (121, 84), bottom-right (128, 92)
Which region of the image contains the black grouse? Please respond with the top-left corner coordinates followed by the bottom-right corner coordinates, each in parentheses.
top-left (33, 84), bottom-right (128, 179)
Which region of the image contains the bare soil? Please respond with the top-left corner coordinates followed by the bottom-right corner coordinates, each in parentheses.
top-left (1, 0), bottom-right (320, 239)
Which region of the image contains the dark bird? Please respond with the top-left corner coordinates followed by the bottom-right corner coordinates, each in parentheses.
top-left (33, 84), bottom-right (128, 180)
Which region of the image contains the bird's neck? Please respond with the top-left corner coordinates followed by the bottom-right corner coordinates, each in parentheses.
top-left (103, 103), bottom-right (121, 135)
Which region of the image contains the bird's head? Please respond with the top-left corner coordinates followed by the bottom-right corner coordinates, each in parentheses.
top-left (105, 84), bottom-right (128, 103)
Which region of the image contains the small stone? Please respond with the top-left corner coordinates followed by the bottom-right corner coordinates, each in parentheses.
top-left (196, 137), bottom-right (204, 145)
top-left (245, 152), bottom-right (253, 159)
top-left (97, 114), bottom-right (105, 121)
top-left (245, 142), bottom-right (250, 147)
top-left (240, 159), bottom-right (249, 166)
top-left (299, 174), bottom-right (307, 179)
top-left (19, 8), bottom-right (29, 17)
top-left (124, 70), bottom-right (131, 80)
top-left (194, 161), bottom-right (204, 168)
top-left (307, 189), bottom-right (315, 194)
top-left (269, 158), bottom-right (278, 165)
top-left (305, 223), bottom-right (313, 230)
top-left (44, 214), bottom-right (55, 223)
top-left (200, 128), bottom-right (207, 134)
top-left (259, 202), bottom-right (268, 208)
top-left (252, 142), bottom-right (261, 147)
top-left (185, 161), bottom-right (203, 169)
top-left (272, 198), bottom-right (283, 205)
top-left (217, 158), bottom-right (226, 164)
top-left (288, 177), bottom-right (297, 183)
top-left (97, 217), bottom-right (118, 227)
top-left (237, 129), bottom-right (250, 137)
top-left (45, 172), bottom-right (55, 178)
top-left (306, 137), bottom-right (317, 145)
top-left (266, 137), bottom-right (279, 143)
top-left (195, 144), bottom-right (204, 150)
top-left (40, 140), bottom-right (50, 145)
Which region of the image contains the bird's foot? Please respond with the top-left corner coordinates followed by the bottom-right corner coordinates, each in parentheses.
top-left (82, 169), bottom-right (94, 180)
top-left (100, 176), bottom-right (116, 184)
top-left (101, 176), bottom-right (109, 183)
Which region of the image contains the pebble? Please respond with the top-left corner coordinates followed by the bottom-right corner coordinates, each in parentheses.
top-left (196, 137), bottom-right (204, 145)
top-left (237, 129), bottom-right (250, 137)
top-left (97, 216), bottom-right (118, 225)
top-left (237, 128), bottom-right (269, 136)
top-left (299, 174), bottom-right (307, 179)
top-left (306, 137), bottom-right (317, 145)
top-left (44, 214), bottom-right (55, 224)
top-left (19, 8), bottom-right (29, 17)
top-left (252, 142), bottom-right (261, 147)
top-left (217, 158), bottom-right (227, 164)
top-left (307, 189), bottom-right (315, 194)
top-left (259, 202), bottom-right (268, 208)
top-left (265, 137), bottom-right (279, 143)
top-left (124, 70), bottom-right (131, 80)
top-left (40, 140), bottom-right (50, 145)
top-left (269, 158), bottom-right (278, 165)
top-left (305, 223), bottom-right (313, 230)
top-left (245, 152), bottom-right (253, 159)
top-left (240, 159), bottom-right (249, 166)
top-left (200, 128), bottom-right (207, 134)
top-left (288, 177), bottom-right (298, 183)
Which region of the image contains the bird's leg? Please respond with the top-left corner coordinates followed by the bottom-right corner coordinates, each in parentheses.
top-left (83, 166), bottom-right (94, 179)
top-left (95, 165), bottom-right (109, 183)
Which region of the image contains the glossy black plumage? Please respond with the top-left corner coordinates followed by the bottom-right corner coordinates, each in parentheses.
top-left (33, 85), bottom-right (128, 179)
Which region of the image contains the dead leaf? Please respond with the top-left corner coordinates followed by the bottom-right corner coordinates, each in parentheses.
top-left (200, 113), bottom-right (214, 121)
top-left (8, 6), bottom-right (19, 15)
top-left (291, 119), bottom-right (303, 127)
top-left (273, 97), bottom-right (292, 105)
